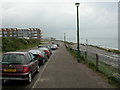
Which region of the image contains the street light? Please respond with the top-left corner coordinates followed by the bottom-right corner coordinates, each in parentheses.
top-left (75, 3), bottom-right (80, 63)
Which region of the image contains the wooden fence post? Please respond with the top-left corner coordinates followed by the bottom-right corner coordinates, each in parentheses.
top-left (118, 58), bottom-right (120, 74)
top-left (96, 54), bottom-right (99, 71)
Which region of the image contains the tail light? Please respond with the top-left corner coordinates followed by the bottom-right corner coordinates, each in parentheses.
top-left (44, 50), bottom-right (49, 53)
top-left (38, 54), bottom-right (42, 58)
top-left (23, 67), bottom-right (29, 73)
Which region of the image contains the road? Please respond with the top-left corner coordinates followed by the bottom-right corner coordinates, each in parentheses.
top-left (2, 42), bottom-right (113, 88)
top-left (71, 44), bottom-right (118, 57)
top-left (71, 44), bottom-right (119, 68)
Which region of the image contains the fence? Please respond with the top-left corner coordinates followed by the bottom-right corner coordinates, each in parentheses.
top-left (65, 44), bottom-right (120, 85)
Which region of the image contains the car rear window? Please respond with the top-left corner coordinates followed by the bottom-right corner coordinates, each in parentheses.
top-left (29, 50), bottom-right (39, 54)
top-left (2, 54), bottom-right (25, 64)
top-left (39, 48), bottom-right (48, 50)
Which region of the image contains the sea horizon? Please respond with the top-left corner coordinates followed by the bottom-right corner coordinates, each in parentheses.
top-left (65, 37), bottom-right (118, 50)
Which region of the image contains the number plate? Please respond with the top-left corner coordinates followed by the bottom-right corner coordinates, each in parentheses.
top-left (4, 69), bottom-right (16, 72)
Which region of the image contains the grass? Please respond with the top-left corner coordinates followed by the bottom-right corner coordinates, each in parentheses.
top-left (2, 37), bottom-right (41, 52)
top-left (65, 44), bottom-right (120, 88)
top-left (64, 41), bottom-right (74, 45)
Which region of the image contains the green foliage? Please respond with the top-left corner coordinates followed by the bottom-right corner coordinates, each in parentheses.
top-left (108, 49), bottom-right (120, 54)
top-left (64, 41), bottom-right (74, 45)
top-left (2, 37), bottom-right (41, 52)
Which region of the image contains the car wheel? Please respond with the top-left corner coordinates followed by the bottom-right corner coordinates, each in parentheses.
top-left (47, 56), bottom-right (50, 59)
top-left (27, 73), bottom-right (32, 83)
top-left (36, 66), bottom-right (40, 73)
top-left (42, 59), bottom-right (45, 65)
top-left (2, 79), bottom-right (6, 84)
top-left (45, 57), bottom-right (48, 62)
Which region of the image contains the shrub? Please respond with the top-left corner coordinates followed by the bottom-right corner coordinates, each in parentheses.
top-left (2, 37), bottom-right (41, 52)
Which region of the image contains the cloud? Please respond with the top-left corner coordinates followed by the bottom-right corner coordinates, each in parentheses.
top-left (1, 1), bottom-right (118, 41)
top-left (80, 2), bottom-right (118, 38)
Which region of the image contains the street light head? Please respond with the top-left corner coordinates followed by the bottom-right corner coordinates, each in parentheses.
top-left (75, 3), bottom-right (80, 7)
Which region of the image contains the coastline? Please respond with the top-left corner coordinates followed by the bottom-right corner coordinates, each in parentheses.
top-left (68, 37), bottom-right (118, 50)
top-left (88, 44), bottom-right (120, 55)
top-left (66, 41), bottom-right (120, 55)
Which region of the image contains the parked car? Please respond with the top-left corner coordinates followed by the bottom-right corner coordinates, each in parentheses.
top-left (38, 47), bottom-right (51, 59)
top-left (56, 43), bottom-right (60, 47)
top-left (38, 49), bottom-right (48, 62)
top-left (45, 45), bottom-right (52, 55)
top-left (1, 52), bottom-right (39, 83)
top-left (51, 44), bottom-right (58, 50)
top-left (38, 45), bottom-right (43, 48)
top-left (29, 50), bottom-right (46, 65)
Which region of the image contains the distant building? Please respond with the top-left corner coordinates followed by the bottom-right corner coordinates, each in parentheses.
top-left (1, 28), bottom-right (18, 37)
top-left (17, 28), bottom-right (28, 39)
top-left (0, 28), bottom-right (41, 40)
top-left (29, 28), bottom-right (41, 39)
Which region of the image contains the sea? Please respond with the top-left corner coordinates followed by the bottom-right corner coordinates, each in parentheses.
top-left (67, 37), bottom-right (118, 50)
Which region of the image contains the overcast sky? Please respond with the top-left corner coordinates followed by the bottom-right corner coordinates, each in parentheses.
top-left (0, 0), bottom-right (119, 42)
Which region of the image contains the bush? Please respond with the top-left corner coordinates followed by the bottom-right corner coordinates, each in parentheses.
top-left (2, 37), bottom-right (41, 52)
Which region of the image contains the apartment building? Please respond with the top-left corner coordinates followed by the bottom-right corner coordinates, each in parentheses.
top-left (29, 28), bottom-right (41, 39)
top-left (1, 28), bottom-right (18, 37)
top-left (0, 28), bottom-right (41, 40)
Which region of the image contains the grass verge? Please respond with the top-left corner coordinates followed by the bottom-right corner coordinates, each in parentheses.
top-left (65, 44), bottom-right (120, 88)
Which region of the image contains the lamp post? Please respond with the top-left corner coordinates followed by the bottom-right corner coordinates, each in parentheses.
top-left (75, 3), bottom-right (80, 63)
top-left (64, 33), bottom-right (66, 42)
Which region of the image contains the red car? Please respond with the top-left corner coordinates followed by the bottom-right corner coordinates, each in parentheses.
top-left (1, 52), bottom-right (39, 83)
top-left (38, 47), bottom-right (51, 59)
top-left (29, 49), bottom-right (47, 65)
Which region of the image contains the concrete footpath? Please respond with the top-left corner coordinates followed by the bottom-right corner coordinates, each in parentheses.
top-left (33, 43), bottom-right (113, 88)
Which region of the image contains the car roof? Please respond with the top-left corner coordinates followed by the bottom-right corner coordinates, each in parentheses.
top-left (38, 45), bottom-right (43, 46)
top-left (29, 49), bottom-right (39, 52)
top-left (4, 52), bottom-right (29, 55)
top-left (29, 50), bottom-right (40, 54)
top-left (39, 47), bottom-right (48, 50)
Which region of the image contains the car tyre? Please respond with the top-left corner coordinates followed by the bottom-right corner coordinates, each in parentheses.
top-left (2, 79), bottom-right (6, 84)
top-left (47, 56), bottom-right (50, 59)
top-left (42, 60), bottom-right (44, 65)
top-left (36, 66), bottom-right (40, 73)
top-left (45, 57), bottom-right (48, 62)
top-left (27, 73), bottom-right (32, 83)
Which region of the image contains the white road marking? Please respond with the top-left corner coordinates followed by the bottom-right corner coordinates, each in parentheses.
top-left (99, 54), bottom-right (118, 60)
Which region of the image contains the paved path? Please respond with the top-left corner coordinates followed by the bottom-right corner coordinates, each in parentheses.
top-left (33, 43), bottom-right (113, 88)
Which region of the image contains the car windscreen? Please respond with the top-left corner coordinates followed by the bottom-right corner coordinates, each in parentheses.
top-left (2, 54), bottom-right (25, 64)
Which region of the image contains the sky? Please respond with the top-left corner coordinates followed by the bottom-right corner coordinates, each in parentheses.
top-left (0, 0), bottom-right (119, 42)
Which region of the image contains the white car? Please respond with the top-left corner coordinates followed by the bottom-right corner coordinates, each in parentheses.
top-left (38, 45), bottom-right (43, 48)
top-left (38, 47), bottom-right (51, 59)
top-left (51, 44), bottom-right (58, 50)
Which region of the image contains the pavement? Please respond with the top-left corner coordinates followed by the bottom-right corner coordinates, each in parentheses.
top-left (32, 42), bottom-right (113, 88)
